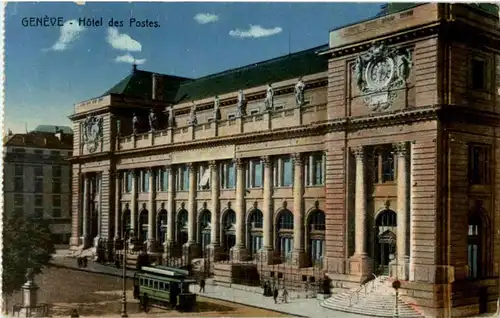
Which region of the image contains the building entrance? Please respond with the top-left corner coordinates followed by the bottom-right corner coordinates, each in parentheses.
top-left (374, 209), bottom-right (397, 276)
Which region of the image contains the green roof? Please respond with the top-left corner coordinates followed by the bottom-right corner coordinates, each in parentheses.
top-left (100, 67), bottom-right (191, 102)
top-left (173, 44), bottom-right (329, 104)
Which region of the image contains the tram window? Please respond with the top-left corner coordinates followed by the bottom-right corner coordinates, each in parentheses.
top-left (165, 282), bottom-right (170, 290)
top-left (154, 281), bottom-right (159, 289)
top-left (148, 280), bottom-right (153, 288)
top-left (159, 282), bottom-right (164, 290)
top-left (139, 278), bottom-right (144, 285)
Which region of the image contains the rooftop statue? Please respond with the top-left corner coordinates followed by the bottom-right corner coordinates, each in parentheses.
top-left (148, 109), bottom-right (157, 132)
top-left (132, 113), bottom-right (139, 135)
top-left (264, 84), bottom-right (274, 110)
top-left (295, 78), bottom-right (306, 107)
top-left (236, 90), bottom-right (247, 117)
top-left (189, 102), bottom-right (197, 126)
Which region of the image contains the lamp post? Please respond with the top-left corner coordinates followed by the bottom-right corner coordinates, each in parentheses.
top-left (388, 236), bottom-right (399, 318)
top-left (121, 228), bottom-right (130, 318)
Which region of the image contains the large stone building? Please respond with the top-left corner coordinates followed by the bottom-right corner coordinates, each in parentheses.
top-left (4, 125), bottom-right (73, 245)
top-left (69, 3), bottom-right (500, 316)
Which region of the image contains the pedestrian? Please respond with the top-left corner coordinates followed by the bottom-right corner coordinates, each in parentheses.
top-left (263, 281), bottom-right (269, 296)
top-left (282, 288), bottom-right (289, 303)
top-left (273, 286), bottom-right (278, 304)
top-left (199, 278), bottom-right (206, 293)
top-left (142, 293), bottom-right (149, 313)
top-left (82, 257), bottom-right (88, 268)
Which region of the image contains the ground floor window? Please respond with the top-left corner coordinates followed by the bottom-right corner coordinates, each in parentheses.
top-left (279, 236), bottom-right (293, 261)
top-left (310, 239), bottom-right (324, 263)
top-left (250, 235), bottom-right (263, 256)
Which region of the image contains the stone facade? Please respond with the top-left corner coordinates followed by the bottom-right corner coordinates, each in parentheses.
top-left (69, 3), bottom-right (500, 317)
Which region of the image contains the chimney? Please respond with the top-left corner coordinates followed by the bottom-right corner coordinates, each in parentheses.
top-left (8, 129), bottom-right (12, 136)
top-left (132, 63), bottom-right (138, 73)
top-left (152, 73), bottom-right (164, 101)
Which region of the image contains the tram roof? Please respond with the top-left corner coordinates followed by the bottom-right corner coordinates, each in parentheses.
top-left (141, 266), bottom-right (190, 277)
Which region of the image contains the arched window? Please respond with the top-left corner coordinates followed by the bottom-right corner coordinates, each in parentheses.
top-left (276, 209), bottom-right (294, 261)
top-left (222, 209), bottom-right (236, 252)
top-left (308, 210), bottom-right (325, 264)
top-left (247, 209), bottom-right (263, 257)
top-left (139, 209), bottom-right (148, 242)
top-left (177, 209), bottom-right (188, 245)
top-left (199, 210), bottom-right (211, 253)
top-left (157, 209), bottom-right (168, 244)
top-left (122, 208), bottom-right (131, 238)
top-left (468, 214), bottom-right (482, 279)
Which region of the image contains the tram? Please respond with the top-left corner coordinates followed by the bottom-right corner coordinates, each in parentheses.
top-left (133, 265), bottom-right (197, 311)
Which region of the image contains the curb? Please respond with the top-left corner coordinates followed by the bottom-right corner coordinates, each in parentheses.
top-left (48, 262), bottom-right (305, 318)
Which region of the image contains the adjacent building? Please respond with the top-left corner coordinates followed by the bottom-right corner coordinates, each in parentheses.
top-left (68, 3), bottom-right (500, 316)
top-left (4, 125), bottom-right (73, 246)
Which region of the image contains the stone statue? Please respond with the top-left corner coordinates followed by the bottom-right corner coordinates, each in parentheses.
top-left (116, 119), bottom-right (121, 136)
top-left (214, 95), bottom-right (221, 120)
top-left (132, 113), bottom-right (139, 135)
top-left (236, 89), bottom-right (247, 117)
top-left (295, 78), bottom-right (306, 107)
top-left (395, 48), bottom-right (412, 83)
top-left (148, 109), bottom-right (157, 132)
top-left (25, 268), bottom-right (34, 283)
top-left (354, 55), bottom-right (366, 91)
top-left (167, 107), bottom-right (175, 127)
top-left (264, 84), bottom-right (274, 110)
top-left (189, 102), bottom-right (197, 126)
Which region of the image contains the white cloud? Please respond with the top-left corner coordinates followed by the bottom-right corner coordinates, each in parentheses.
top-left (115, 53), bottom-right (146, 65)
top-left (229, 25), bottom-right (283, 39)
top-left (194, 13), bottom-right (219, 24)
top-left (106, 27), bottom-right (142, 52)
top-left (48, 19), bottom-right (85, 51)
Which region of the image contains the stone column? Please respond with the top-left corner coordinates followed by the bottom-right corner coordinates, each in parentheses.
top-left (231, 158), bottom-right (249, 261)
top-left (349, 146), bottom-right (372, 280)
top-left (130, 169), bottom-right (138, 240)
top-left (395, 142), bottom-right (409, 280)
top-left (82, 174), bottom-right (90, 248)
top-left (208, 160), bottom-right (222, 261)
top-left (165, 166), bottom-right (176, 257)
top-left (147, 168), bottom-right (156, 252)
top-left (308, 154), bottom-right (314, 186)
top-left (292, 153), bottom-right (306, 268)
top-left (114, 172), bottom-right (121, 240)
top-left (259, 156), bottom-right (275, 265)
top-left (70, 171), bottom-right (82, 248)
top-left (184, 163), bottom-right (200, 260)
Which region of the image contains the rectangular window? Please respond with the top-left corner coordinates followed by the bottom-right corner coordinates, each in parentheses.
top-left (183, 167), bottom-right (189, 191)
top-left (310, 153), bottom-right (324, 186)
top-left (282, 157), bottom-right (293, 187)
top-left (468, 144), bottom-right (490, 185)
top-left (248, 159), bottom-right (263, 188)
top-left (34, 165), bottom-right (43, 177)
top-left (227, 113), bottom-right (236, 120)
top-left (14, 194), bottom-right (24, 206)
top-left (52, 195), bottom-right (61, 207)
top-left (274, 105), bottom-right (284, 111)
top-left (198, 164), bottom-right (211, 190)
top-left (13, 148), bottom-right (26, 153)
top-left (250, 109), bottom-right (260, 115)
top-left (35, 194), bottom-right (43, 206)
top-left (220, 161), bottom-right (236, 189)
top-left (142, 170), bottom-right (150, 192)
top-left (14, 177), bottom-right (24, 192)
top-left (14, 164), bottom-right (23, 176)
top-left (471, 58), bottom-right (486, 90)
top-left (51, 150), bottom-right (60, 157)
top-left (52, 180), bottom-right (61, 193)
top-left (160, 169), bottom-right (169, 192)
top-left (52, 208), bottom-right (61, 218)
top-left (52, 166), bottom-right (61, 178)
top-left (126, 172), bottom-right (133, 192)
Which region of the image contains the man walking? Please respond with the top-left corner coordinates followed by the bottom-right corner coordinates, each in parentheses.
top-left (282, 287), bottom-right (289, 303)
top-left (199, 278), bottom-right (206, 293)
top-left (273, 286), bottom-right (279, 304)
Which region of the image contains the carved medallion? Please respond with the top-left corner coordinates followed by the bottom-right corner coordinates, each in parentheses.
top-left (82, 115), bottom-right (104, 153)
top-left (354, 41), bottom-right (413, 111)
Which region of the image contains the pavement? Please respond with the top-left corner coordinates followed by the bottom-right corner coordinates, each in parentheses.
top-left (50, 255), bottom-right (368, 318)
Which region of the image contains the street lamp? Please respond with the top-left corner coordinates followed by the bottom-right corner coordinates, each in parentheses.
top-left (121, 228), bottom-right (131, 318)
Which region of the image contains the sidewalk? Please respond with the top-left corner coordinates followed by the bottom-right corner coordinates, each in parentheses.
top-left (50, 257), bottom-right (365, 318)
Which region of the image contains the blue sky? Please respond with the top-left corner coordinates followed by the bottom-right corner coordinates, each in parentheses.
top-left (5, 2), bottom-right (383, 134)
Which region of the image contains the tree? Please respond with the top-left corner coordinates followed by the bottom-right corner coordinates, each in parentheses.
top-left (2, 210), bottom-right (55, 296)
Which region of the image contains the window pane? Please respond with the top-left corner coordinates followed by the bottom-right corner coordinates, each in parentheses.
top-left (34, 166), bottom-right (43, 177)
top-left (14, 194), bottom-right (24, 206)
top-left (52, 166), bottom-right (61, 178)
top-left (14, 177), bottom-right (24, 192)
top-left (227, 163), bottom-right (235, 188)
top-left (52, 208), bottom-right (61, 218)
top-left (35, 194), bottom-right (43, 206)
top-left (283, 158), bottom-right (293, 186)
top-left (183, 168), bottom-right (189, 190)
top-left (254, 161), bottom-right (263, 187)
top-left (314, 156), bottom-right (323, 185)
top-left (127, 173), bottom-right (133, 192)
top-left (472, 59), bottom-right (485, 90)
top-left (34, 179), bottom-right (43, 193)
top-left (14, 165), bottom-right (23, 176)
top-left (53, 180), bottom-right (61, 193)
top-left (162, 170), bottom-right (169, 191)
top-left (34, 208), bottom-right (43, 218)
top-left (143, 171), bottom-right (150, 192)
top-left (52, 195), bottom-right (61, 207)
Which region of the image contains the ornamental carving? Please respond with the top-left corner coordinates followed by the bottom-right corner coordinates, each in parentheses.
top-left (354, 41), bottom-right (413, 112)
top-left (82, 115), bottom-right (104, 153)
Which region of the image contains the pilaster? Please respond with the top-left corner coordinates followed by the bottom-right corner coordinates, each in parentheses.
top-left (207, 160), bottom-right (223, 261)
top-left (81, 174), bottom-right (90, 248)
top-left (183, 163), bottom-right (200, 261)
top-left (147, 167), bottom-right (156, 252)
top-left (292, 153), bottom-right (306, 268)
top-left (114, 172), bottom-right (121, 241)
top-left (130, 169), bottom-right (138, 241)
top-left (349, 146), bottom-right (373, 280)
top-left (231, 158), bottom-right (249, 262)
top-left (394, 142), bottom-right (410, 280)
top-left (165, 165), bottom-right (176, 256)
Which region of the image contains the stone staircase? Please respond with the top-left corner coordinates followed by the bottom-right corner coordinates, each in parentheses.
top-left (321, 276), bottom-right (424, 318)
